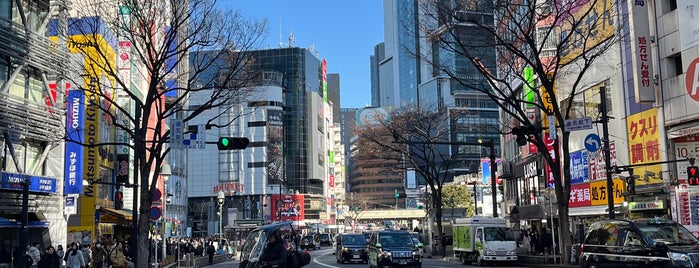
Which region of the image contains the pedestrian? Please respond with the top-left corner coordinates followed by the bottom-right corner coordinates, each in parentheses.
top-left (91, 242), bottom-right (107, 268)
top-left (80, 244), bottom-right (90, 267)
top-left (259, 230), bottom-right (287, 268)
top-left (441, 233), bottom-right (447, 258)
top-left (108, 242), bottom-right (126, 268)
top-left (206, 242), bottom-right (215, 265)
top-left (55, 245), bottom-right (63, 268)
top-left (63, 243), bottom-right (84, 268)
top-left (26, 243), bottom-right (41, 268)
top-left (521, 231), bottom-right (531, 254)
top-left (38, 246), bottom-right (60, 268)
top-left (530, 230), bottom-right (539, 254)
top-left (540, 228), bottom-right (553, 255)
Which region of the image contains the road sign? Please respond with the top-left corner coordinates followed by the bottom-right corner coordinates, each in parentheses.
top-left (564, 117), bottom-right (593, 132)
top-left (150, 207), bottom-right (162, 220)
top-left (585, 133), bottom-right (601, 152)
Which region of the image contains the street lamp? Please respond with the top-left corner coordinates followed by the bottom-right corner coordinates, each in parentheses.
top-left (160, 163), bottom-right (171, 265)
top-left (217, 190), bottom-right (225, 250)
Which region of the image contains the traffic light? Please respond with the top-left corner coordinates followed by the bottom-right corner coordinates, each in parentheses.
top-left (354, 206), bottom-right (360, 212)
top-left (688, 166), bottom-right (699, 185)
top-left (217, 137), bottom-right (249, 150)
top-left (625, 176), bottom-right (635, 195)
top-left (396, 193), bottom-right (407, 198)
top-left (114, 190), bottom-right (124, 210)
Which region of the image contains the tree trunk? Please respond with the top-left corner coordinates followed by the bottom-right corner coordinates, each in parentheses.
top-left (557, 203), bottom-right (572, 265)
top-left (434, 192), bottom-right (444, 258)
top-left (136, 212), bottom-right (151, 267)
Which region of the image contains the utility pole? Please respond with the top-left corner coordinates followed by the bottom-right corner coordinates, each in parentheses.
top-left (600, 86), bottom-right (615, 219)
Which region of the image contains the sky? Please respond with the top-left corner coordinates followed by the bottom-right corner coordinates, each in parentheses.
top-left (228, 1), bottom-right (384, 109)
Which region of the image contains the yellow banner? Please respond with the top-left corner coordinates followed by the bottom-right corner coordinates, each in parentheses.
top-left (559, 0), bottom-right (616, 65)
top-left (626, 108), bottom-right (662, 186)
top-left (589, 179), bottom-right (625, 206)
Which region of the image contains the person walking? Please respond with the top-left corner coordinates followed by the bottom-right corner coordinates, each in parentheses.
top-left (440, 233), bottom-right (447, 258)
top-left (206, 242), bottom-right (215, 265)
top-left (26, 243), bottom-right (41, 268)
top-left (55, 245), bottom-right (63, 268)
top-left (38, 246), bottom-right (60, 268)
top-left (521, 231), bottom-right (531, 254)
top-left (64, 243), bottom-right (85, 268)
top-left (91, 242), bottom-right (107, 268)
top-left (108, 242), bottom-right (126, 268)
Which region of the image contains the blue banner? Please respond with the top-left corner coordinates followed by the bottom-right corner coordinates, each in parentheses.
top-left (65, 90), bottom-right (85, 194)
top-left (1, 172), bottom-right (57, 194)
top-left (570, 150), bottom-right (589, 184)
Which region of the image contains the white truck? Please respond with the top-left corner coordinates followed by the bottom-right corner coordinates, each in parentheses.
top-left (451, 217), bottom-right (517, 266)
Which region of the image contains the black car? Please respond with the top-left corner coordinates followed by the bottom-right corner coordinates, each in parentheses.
top-left (368, 230), bottom-right (422, 268)
top-left (579, 218), bottom-right (699, 268)
top-left (335, 233), bottom-right (369, 264)
top-left (316, 233), bottom-right (332, 246)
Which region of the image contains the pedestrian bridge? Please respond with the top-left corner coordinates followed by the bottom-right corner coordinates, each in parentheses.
top-left (337, 209), bottom-right (425, 220)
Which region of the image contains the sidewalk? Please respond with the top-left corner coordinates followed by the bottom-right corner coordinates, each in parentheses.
top-left (425, 253), bottom-right (577, 268)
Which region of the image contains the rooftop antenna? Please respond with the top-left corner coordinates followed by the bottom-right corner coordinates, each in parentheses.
top-left (278, 16), bottom-right (283, 48)
top-left (288, 31), bottom-right (295, 47)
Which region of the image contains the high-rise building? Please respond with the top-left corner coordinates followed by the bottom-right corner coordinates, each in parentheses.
top-left (187, 47), bottom-right (335, 234)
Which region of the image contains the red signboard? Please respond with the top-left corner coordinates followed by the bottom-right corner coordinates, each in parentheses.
top-left (569, 183), bottom-right (592, 208)
top-left (686, 57), bottom-right (699, 102)
top-left (271, 194), bottom-right (304, 222)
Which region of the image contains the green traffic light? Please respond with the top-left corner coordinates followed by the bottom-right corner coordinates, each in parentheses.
top-left (221, 137), bottom-right (230, 146)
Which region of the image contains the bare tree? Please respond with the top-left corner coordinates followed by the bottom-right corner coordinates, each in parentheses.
top-left (53, 0), bottom-right (265, 266)
top-left (414, 0), bottom-right (622, 263)
top-left (356, 104), bottom-right (464, 252)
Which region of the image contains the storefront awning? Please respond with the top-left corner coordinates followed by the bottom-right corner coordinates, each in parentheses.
top-left (99, 207), bottom-right (132, 224)
top-left (569, 205), bottom-right (609, 216)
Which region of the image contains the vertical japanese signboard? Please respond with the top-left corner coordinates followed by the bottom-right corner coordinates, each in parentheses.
top-left (628, 0), bottom-right (655, 103)
top-left (65, 90), bottom-right (85, 195)
top-left (626, 108), bottom-right (661, 186)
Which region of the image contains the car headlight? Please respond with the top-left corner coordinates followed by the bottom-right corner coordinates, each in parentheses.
top-left (485, 249), bottom-right (496, 256)
top-left (342, 247), bottom-right (349, 252)
top-left (412, 251), bottom-right (419, 256)
top-left (507, 250), bottom-right (517, 256)
top-left (668, 252), bottom-right (690, 262)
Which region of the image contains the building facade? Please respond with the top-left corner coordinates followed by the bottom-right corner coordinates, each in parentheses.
top-left (0, 0), bottom-right (70, 249)
top-left (187, 47), bottom-right (337, 235)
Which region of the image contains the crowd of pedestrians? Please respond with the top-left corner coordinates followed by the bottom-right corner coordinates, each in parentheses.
top-left (0, 239), bottom-right (128, 268)
top-left (519, 228), bottom-right (554, 255)
top-left (0, 235), bottom-right (243, 268)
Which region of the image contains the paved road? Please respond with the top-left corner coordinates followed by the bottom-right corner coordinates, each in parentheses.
top-left (206, 247), bottom-right (529, 268)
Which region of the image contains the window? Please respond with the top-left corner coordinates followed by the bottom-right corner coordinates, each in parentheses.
top-left (667, 53), bottom-right (683, 77)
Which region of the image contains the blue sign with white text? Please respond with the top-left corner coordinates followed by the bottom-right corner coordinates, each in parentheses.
top-left (570, 151), bottom-right (589, 184)
top-left (1, 172), bottom-right (57, 193)
top-left (64, 90), bottom-right (85, 194)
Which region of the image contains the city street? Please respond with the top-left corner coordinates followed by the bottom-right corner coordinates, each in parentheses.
top-left (206, 247), bottom-right (529, 268)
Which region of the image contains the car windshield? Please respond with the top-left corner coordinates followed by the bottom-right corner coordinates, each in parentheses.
top-left (379, 234), bottom-right (414, 247)
top-left (484, 227), bottom-right (516, 241)
top-left (637, 224), bottom-right (699, 245)
top-left (240, 229), bottom-right (266, 260)
top-left (410, 233), bottom-right (420, 244)
top-left (318, 234), bottom-right (329, 241)
top-left (343, 235), bottom-right (366, 245)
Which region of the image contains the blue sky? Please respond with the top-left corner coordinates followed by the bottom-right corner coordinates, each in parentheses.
top-left (228, 1), bottom-right (384, 109)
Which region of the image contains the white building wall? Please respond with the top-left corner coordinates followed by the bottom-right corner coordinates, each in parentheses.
top-left (187, 84), bottom-right (283, 198)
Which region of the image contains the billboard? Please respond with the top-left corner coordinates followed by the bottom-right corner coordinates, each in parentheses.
top-left (271, 194), bottom-right (304, 222)
top-left (65, 90), bottom-right (85, 195)
top-left (267, 109), bottom-right (284, 185)
top-left (626, 108), bottom-right (662, 186)
top-left (569, 178), bottom-right (625, 208)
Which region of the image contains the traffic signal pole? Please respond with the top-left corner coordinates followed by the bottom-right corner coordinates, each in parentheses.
top-left (600, 87), bottom-right (615, 219)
